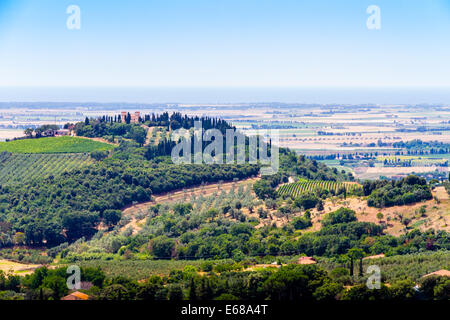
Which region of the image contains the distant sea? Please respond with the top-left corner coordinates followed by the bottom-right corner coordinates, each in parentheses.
top-left (0, 87), bottom-right (449, 105)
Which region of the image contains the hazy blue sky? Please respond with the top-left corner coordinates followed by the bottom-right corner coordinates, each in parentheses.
top-left (1, 0), bottom-right (450, 88)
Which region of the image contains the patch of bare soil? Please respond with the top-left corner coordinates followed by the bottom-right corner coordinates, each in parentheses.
top-left (434, 186), bottom-right (449, 201)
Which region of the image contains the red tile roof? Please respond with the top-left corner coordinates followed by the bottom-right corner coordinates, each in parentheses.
top-left (61, 291), bottom-right (90, 301)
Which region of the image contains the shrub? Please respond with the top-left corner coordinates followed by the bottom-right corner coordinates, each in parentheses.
top-left (322, 208), bottom-right (356, 226)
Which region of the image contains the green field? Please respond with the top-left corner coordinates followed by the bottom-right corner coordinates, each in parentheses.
top-left (0, 152), bottom-right (94, 185)
top-left (0, 136), bottom-right (114, 154)
top-left (277, 179), bottom-right (362, 198)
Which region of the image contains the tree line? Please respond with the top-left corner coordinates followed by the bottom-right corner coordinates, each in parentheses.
top-left (1, 263), bottom-right (448, 300)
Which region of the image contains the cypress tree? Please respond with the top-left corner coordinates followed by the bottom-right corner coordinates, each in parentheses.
top-left (189, 278), bottom-right (197, 300)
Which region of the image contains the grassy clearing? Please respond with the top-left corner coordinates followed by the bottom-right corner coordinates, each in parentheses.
top-left (0, 259), bottom-right (42, 276)
top-left (0, 136), bottom-right (114, 154)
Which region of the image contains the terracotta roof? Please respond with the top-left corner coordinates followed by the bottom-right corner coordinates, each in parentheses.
top-left (422, 269), bottom-right (450, 278)
top-left (61, 291), bottom-right (90, 301)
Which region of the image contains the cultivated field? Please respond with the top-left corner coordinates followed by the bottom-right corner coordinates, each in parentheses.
top-left (0, 153), bottom-right (93, 185)
top-left (0, 136), bottom-right (114, 153)
top-left (277, 179), bottom-right (362, 197)
top-left (221, 104), bottom-right (450, 180)
top-left (0, 129), bottom-right (24, 142)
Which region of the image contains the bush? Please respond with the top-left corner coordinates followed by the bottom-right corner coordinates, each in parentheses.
top-left (200, 261), bottom-right (213, 272)
top-left (103, 210), bottom-right (122, 226)
top-left (91, 150), bottom-right (109, 161)
top-left (149, 236), bottom-right (176, 258)
top-left (292, 216), bottom-right (312, 230)
top-left (253, 180), bottom-right (276, 200)
top-left (322, 208), bottom-right (357, 226)
top-left (294, 193), bottom-right (319, 210)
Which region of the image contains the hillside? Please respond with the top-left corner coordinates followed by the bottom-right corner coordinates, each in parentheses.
top-left (0, 113), bottom-right (448, 302)
top-left (304, 188), bottom-right (449, 236)
top-left (0, 115), bottom-right (262, 247)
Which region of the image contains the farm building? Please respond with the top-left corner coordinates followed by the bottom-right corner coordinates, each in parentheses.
top-left (61, 291), bottom-right (90, 301)
top-left (121, 111), bottom-right (141, 123)
top-left (56, 129), bottom-right (70, 136)
top-left (42, 129), bottom-right (56, 137)
top-left (41, 129), bottom-right (69, 137)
